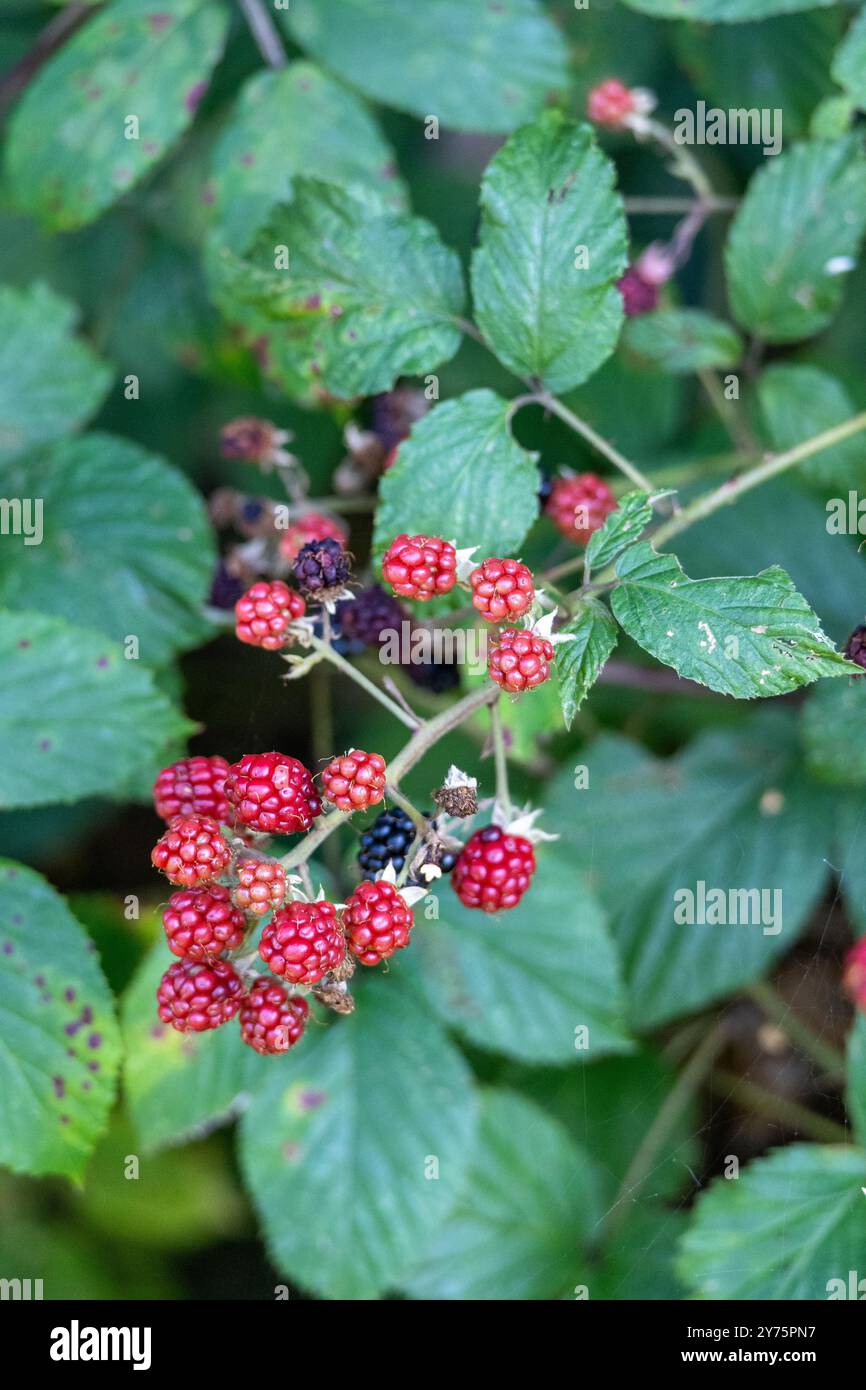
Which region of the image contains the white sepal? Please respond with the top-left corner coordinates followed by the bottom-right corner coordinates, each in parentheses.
top-left (453, 545), bottom-right (479, 582)
top-left (491, 802), bottom-right (560, 844)
top-left (322, 586), bottom-right (355, 614)
top-left (442, 763), bottom-right (477, 791)
top-left (399, 884), bottom-right (429, 908)
top-left (525, 609), bottom-right (575, 646)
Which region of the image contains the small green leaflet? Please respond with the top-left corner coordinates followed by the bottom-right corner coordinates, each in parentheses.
top-left (239, 973), bottom-right (477, 1299)
top-left (405, 1091), bottom-right (602, 1301)
top-left (374, 390), bottom-right (540, 559)
top-left (623, 309), bottom-right (743, 375)
top-left (556, 600), bottom-right (619, 729)
top-left (0, 611), bottom-right (193, 810)
top-left (0, 434), bottom-right (215, 665)
top-left (585, 490), bottom-right (654, 571)
top-left (678, 1143), bottom-right (866, 1299)
top-left (832, 5), bottom-right (866, 110)
top-left (0, 861), bottom-right (121, 1180)
top-left (280, 0), bottom-right (567, 134)
top-left (611, 541), bottom-right (854, 698)
top-left (4, 0), bottom-right (229, 230)
top-left (209, 178), bottom-right (464, 399)
top-left (209, 62), bottom-right (407, 253)
top-left (471, 111), bottom-right (627, 392)
top-left (0, 283), bottom-right (111, 457)
top-left (802, 678), bottom-right (866, 787)
top-left (725, 135), bottom-right (866, 341)
top-left (758, 363), bottom-right (865, 491)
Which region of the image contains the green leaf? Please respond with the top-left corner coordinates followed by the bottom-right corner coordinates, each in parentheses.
top-left (623, 309), bottom-right (743, 375)
top-left (833, 5), bottom-right (866, 111)
top-left (4, 0), bottom-right (229, 231)
top-left (586, 490), bottom-right (654, 571)
top-left (400, 847), bottom-right (632, 1063)
top-left (239, 973), bottom-right (477, 1299)
top-left (673, 10), bottom-right (842, 140)
top-left (556, 600), bottom-right (619, 729)
top-left (544, 716), bottom-right (834, 1029)
top-left (594, 1206), bottom-right (688, 1301)
top-left (0, 283), bottom-right (111, 457)
top-left (405, 1090), bottom-right (601, 1301)
top-left (803, 677), bottom-right (866, 787)
top-left (209, 62), bottom-right (407, 252)
top-left (122, 942), bottom-right (271, 1152)
top-left (0, 434), bottom-right (215, 664)
top-left (624, 0), bottom-right (835, 18)
top-left (208, 178), bottom-right (464, 399)
top-left (503, 1048), bottom-right (700, 1203)
top-left (374, 390), bottom-right (539, 559)
top-left (678, 1143), bottom-right (866, 1299)
top-left (725, 135), bottom-right (866, 342)
top-left (280, 0), bottom-right (567, 134)
top-left (471, 111), bottom-right (627, 392)
top-left (847, 1015), bottom-right (866, 1147)
top-left (611, 541), bottom-right (853, 698)
top-left (758, 363), bottom-right (865, 492)
top-left (0, 861), bottom-right (120, 1180)
top-left (0, 611), bottom-right (193, 810)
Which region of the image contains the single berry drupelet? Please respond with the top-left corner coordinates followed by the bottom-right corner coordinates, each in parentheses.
top-left (844, 625), bottom-right (866, 671)
top-left (162, 885), bottom-right (246, 961)
top-left (153, 755), bottom-right (230, 824)
top-left (471, 557), bottom-right (535, 623)
top-left (259, 899), bottom-right (345, 984)
top-left (321, 749), bottom-right (387, 813)
top-left (225, 752), bottom-right (322, 835)
top-left (343, 879), bottom-right (413, 966)
top-left (357, 806), bottom-right (456, 880)
top-left (293, 536), bottom-right (351, 599)
top-left (587, 78), bottom-right (635, 128)
top-left (151, 815), bottom-right (231, 888)
top-left (382, 533), bottom-right (457, 601)
top-left (235, 580), bottom-right (305, 651)
top-left (240, 978), bottom-right (309, 1054)
top-left (336, 585), bottom-right (404, 648)
top-left (488, 627), bottom-right (555, 693)
top-left (452, 825), bottom-right (536, 913)
top-left (157, 958), bottom-right (243, 1032)
top-left (546, 473), bottom-right (618, 545)
top-left (844, 938), bottom-right (866, 1010)
top-left (617, 266), bottom-right (659, 317)
top-left (232, 857), bottom-right (287, 917)
top-left (279, 512), bottom-right (348, 565)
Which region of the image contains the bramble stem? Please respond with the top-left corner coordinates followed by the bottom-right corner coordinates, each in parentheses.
top-left (237, 0), bottom-right (287, 67)
top-left (281, 810), bottom-right (344, 870)
top-left (697, 368), bottom-right (758, 456)
top-left (307, 636), bottom-right (420, 731)
top-left (651, 410), bottom-right (866, 550)
top-left (386, 683), bottom-right (500, 786)
top-left (490, 699), bottom-right (512, 820)
top-left (711, 1070), bottom-right (850, 1145)
top-left (624, 195), bottom-right (738, 214)
top-left (642, 118), bottom-right (715, 202)
top-left (385, 783), bottom-right (428, 837)
top-left (534, 391), bottom-right (656, 493)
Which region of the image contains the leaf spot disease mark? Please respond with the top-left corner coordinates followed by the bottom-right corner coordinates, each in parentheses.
top-left (186, 82), bottom-right (207, 114)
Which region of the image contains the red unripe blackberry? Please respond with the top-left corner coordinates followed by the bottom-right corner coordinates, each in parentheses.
top-left (382, 533), bottom-right (457, 601)
top-left (235, 580), bottom-right (305, 651)
top-left (278, 512), bottom-right (348, 564)
top-left (470, 557), bottom-right (535, 623)
top-left (151, 815), bottom-right (231, 888)
top-left (617, 266), bottom-right (659, 318)
top-left (343, 879), bottom-right (413, 966)
top-left (162, 885), bottom-right (246, 961)
top-left (157, 958), bottom-right (243, 1032)
top-left (844, 938), bottom-right (866, 1010)
top-left (232, 857), bottom-right (287, 917)
top-left (320, 749), bottom-right (387, 812)
top-left (488, 627), bottom-right (554, 693)
top-left (259, 899), bottom-right (345, 984)
top-left (545, 473), bottom-right (618, 545)
top-left (587, 79), bottom-right (635, 128)
top-left (224, 752), bottom-right (322, 835)
top-left (451, 825), bottom-right (536, 913)
top-left (240, 978), bottom-right (309, 1054)
top-left (152, 755), bottom-right (230, 824)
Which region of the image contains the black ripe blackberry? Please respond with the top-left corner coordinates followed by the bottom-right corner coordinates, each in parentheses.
top-left (358, 807), bottom-right (457, 880)
top-left (337, 585), bottom-right (405, 648)
top-left (293, 536), bottom-right (351, 599)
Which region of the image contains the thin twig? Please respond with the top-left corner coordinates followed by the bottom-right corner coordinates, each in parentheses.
top-left (489, 699), bottom-right (513, 819)
top-left (711, 1070), bottom-right (850, 1145)
top-left (237, 0), bottom-right (287, 68)
top-left (0, 3), bottom-right (95, 115)
top-left (745, 980), bottom-right (846, 1084)
top-left (306, 635), bottom-right (420, 731)
top-left (624, 195), bottom-right (738, 214)
top-left (534, 391), bottom-right (656, 493)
